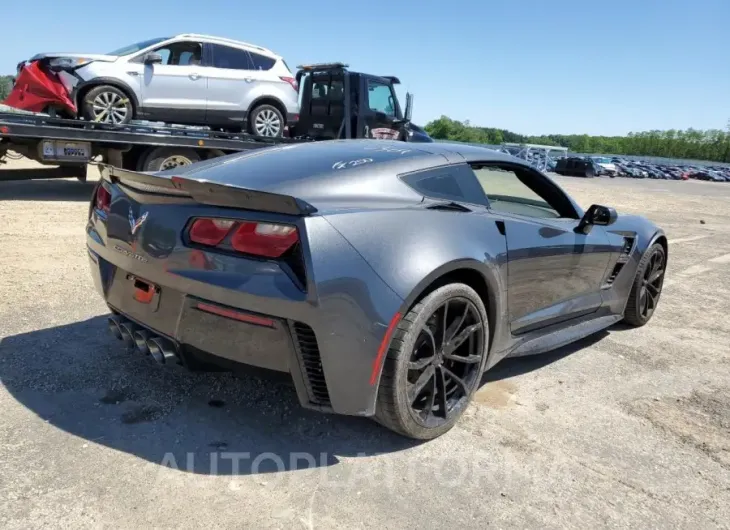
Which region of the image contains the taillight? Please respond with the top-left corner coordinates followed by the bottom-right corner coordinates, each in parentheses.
top-left (189, 218), bottom-right (235, 246)
top-left (187, 218), bottom-right (299, 259)
top-left (95, 184), bottom-right (111, 213)
top-left (280, 76), bottom-right (298, 91)
top-left (231, 222), bottom-right (298, 258)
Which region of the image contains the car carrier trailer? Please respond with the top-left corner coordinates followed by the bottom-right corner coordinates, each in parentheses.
top-left (0, 63), bottom-right (430, 181)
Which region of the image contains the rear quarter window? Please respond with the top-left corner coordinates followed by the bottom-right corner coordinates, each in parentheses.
top-left (401, 165), bottom-right (488, 205)
top-left (250, 52), bottom-right (276, 71)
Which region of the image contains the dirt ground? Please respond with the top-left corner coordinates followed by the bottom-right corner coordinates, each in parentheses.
top-left (1, 158), bottom-right (729, 529)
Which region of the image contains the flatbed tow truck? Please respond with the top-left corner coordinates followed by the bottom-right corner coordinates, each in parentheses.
top-left (0, 63), bottom-right (431, 181)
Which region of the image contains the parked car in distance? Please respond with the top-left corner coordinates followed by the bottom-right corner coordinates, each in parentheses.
top-left (24, 34), bottom-right (299, 136)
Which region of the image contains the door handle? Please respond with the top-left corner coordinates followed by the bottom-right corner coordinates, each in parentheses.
top-left (244, 77), bottom-right (253, 83)
top-left (189, 73), bottom-right (201, 80)
top-left (127, 71), bottom-right (140, 76)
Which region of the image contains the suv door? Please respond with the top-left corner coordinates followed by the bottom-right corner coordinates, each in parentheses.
top-left (470, 163), bottom-right (615, 334)
top-left (130, 40), bottom-right (207, 123)
top-left (359, 76), bottom-right (402, 139)
top-left (206, 44), bottom-right (257, 126)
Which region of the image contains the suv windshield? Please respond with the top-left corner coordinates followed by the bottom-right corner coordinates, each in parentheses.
top-left (107, 37), bottom-right (170, 56)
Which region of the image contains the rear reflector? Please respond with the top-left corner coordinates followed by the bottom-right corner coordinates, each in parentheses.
top-left (189, 218), bottom-right (235, 246)
top-left (196, 302), bottom-right (275, 328)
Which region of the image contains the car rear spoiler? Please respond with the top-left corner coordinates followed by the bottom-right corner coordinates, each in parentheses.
top-left (100, 164), bottom-right (318, 216)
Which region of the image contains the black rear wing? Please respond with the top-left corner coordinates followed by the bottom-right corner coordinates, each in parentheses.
top-left (101, 165), bottom-right (317, 216)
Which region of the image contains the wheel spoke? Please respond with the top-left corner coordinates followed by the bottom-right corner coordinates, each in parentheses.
top-left (421, 377), bottom-right (437, 421)
top-left (442, 365), bottom-right (469, 396)
top-left (434, 366), bottom-right (448, 418)
top-left (408, 355), bottom-right (434, 371)
top-left (445, 302), bottom-right (469, 344)
top-left (408, 365), bottom-right (435, 404)
top-left (648, 268), bottom-right (664, 284)
top-left (443, 351), bottom-right (482, 364)
top-left (441, 300), bottom-right (449, 347)
top-left (444, 322), bottom-right (482, 356)
top-left (645, 282), bottom-right (660, 296)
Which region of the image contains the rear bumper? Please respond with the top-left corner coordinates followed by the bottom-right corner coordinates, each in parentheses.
top-left (88, 246), bottom-right (334, 412)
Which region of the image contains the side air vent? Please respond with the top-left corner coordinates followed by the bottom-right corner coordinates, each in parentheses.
top-left (605, 236), bottom-right (636, 285)
top-left (290, 322), bottom-right (331, 406)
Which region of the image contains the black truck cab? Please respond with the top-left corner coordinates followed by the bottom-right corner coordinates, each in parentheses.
top-left (292, 63), bottom-right (432, 143)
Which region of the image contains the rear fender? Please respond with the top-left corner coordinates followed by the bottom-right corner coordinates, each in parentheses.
top-left (323, 208), bottom-right (510, 388)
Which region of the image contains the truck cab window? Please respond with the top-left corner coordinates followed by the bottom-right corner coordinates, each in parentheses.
top-left (367, 80), bottom-right (396, 117)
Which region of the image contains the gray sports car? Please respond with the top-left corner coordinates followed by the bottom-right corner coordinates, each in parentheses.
top-left (87, 139), bottom-right (668, 440)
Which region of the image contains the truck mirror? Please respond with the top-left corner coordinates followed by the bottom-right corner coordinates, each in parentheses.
top-left (405, 93), bottom-right (413, 121)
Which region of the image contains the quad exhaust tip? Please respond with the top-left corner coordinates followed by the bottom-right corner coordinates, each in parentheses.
top-left (118, 321), bottom-right (139, 348)
top-left (133, 329), bottom-right (151, 354)
top-left (107, 316), bottom-right (123, 340)
top-left (147, 336), bottom-right (177, 365)
top-left (107, 314), bottom-right (179, 365)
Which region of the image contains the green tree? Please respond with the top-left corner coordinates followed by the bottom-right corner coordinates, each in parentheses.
top-left (423, 115), bottom-right (730, 163)
top-left (0, 75), bottom-right (13, 101)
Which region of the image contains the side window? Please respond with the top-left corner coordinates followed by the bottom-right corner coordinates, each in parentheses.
top-left (250, 52), bottom-right (276, 71)
top-left (401, 165), bottom-right (489, 205)
top-left (471, 165), bottom-right (571, 219)
top-left (366, 80), bottom-right (396, 117)
top-left (211, 44), bottom-right (253, 70)
top-left (149, 41), bottom-right (202, 66)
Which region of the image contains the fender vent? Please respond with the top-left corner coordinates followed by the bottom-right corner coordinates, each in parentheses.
top-left (291, 322), bottom-right (331, 406)
top-left (606, 236), bottom-right (636, 285)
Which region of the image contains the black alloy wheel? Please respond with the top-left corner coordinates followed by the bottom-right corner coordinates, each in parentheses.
top-left (375, 283), bottom-right (489, 440)
top-left (623, 243), bottom-right (666, 326)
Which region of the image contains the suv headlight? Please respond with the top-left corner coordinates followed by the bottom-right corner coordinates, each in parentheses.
top-left (49, 57), bottom-right (92, 69)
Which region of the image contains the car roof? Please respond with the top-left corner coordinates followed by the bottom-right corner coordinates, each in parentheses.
top-left (167, 140), bottom-right (530, 205)
top-left (173, 33), bottom-right (278, 57)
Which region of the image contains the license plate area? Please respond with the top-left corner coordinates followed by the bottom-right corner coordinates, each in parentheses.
top-left (39, 140), bottom-right (91, 162)
top-left (128, 274), bottom-right (161, 311)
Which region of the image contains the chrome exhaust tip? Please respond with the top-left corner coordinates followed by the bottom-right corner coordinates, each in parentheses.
top-left (107, 316), bottom-right (123, 340)
top-left (118, 321), bottom-right (138, 348)
top-left (133, 329), bottom-right (151, 354)
top-left (147, 337), bottom-right (177, 365)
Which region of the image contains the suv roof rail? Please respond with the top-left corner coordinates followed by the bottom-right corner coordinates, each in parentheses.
top-left (296, 62), bottom-right (349, 72)
top-left (175, 33), bottom-right (273, 54)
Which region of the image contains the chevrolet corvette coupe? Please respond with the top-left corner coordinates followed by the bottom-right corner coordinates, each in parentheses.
top-left (87, 139), bottom-right (668, 439)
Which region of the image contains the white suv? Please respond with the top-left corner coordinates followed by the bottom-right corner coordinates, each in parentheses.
top-left (30, 34), bottom-right (299, 136)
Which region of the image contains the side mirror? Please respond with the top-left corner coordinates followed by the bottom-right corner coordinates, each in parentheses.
top-left (404, 92), bottom-right (413, 121)
top-left (576, 204), bottom-right (617, 234)
top-left (143, 52), bottom-right (163, 65)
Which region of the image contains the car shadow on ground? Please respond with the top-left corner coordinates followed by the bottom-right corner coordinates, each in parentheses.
top-left (479, 331), bottom-right (608, 385)
top-left (0, 178), bottom-right (96, 201)
top-left (0, 316), bottom-right (607, 476)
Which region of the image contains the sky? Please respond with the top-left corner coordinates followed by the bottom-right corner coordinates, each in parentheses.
top-left (2, 0), bottom-right (728, 136)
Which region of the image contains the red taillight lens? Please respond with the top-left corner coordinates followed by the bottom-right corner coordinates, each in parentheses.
top-left (95, 185), bottom-right (111, 213)
top-left (280, 76), bottom-right (298, 91)
top-left (187, 218), bottom-right (298, 259)
top-left (189, 218), bottom-right (235, 246)
top-left (231, 222), bottom-right (299, 258)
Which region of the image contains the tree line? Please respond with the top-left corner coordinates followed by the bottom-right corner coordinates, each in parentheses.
top-left (0, 75), bottom-right (13, 101)
top-left (424, 115), bottom-right (730, 163)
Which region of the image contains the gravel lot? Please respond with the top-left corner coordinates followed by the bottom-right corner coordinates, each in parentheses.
top-left (1, 158), bottom-right (729, 529)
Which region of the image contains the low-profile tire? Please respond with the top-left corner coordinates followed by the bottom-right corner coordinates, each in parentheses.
top-left (375, 283), bottom-right (489, 440)
top-left (623, 243), bottom-right (666, 327)
top-left (140, 147), bottom-right (201, 172)
top-left (81, 85), bottom-right (134, 125)
top-left (248, 104), bottom-right (285, 137)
